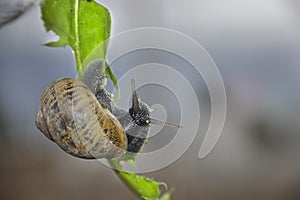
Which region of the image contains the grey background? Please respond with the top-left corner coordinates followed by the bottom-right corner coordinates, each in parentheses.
top-left (1, 0), bottom-right (300, 199)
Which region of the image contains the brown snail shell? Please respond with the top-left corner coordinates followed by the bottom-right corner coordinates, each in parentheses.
top-left (35, 78), bottom-right (128, 159)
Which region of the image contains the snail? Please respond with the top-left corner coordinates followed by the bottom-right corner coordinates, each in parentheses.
top-left (35, 59), bottom-right (180, 159)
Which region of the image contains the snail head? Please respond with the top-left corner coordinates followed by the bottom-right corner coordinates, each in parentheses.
top-left (129, 79), bottom-right (182, 128)
top-left (129, 79), bottom-right (151, 126)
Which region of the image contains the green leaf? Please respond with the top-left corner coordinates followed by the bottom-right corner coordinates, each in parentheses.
top-left (41, 0), bottom-right (111, 78)
top-left (116, 171), bottom-right (167, 200)
top-left (109, 159), bottom-right (168, 200)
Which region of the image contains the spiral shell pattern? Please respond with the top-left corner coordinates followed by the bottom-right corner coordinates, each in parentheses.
top-left (35, 78), bottom-right (127, 159)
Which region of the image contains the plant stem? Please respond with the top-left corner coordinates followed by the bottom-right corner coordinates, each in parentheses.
top-left (74, 0), bottom-right (83, 78)
top-left (108, 160), bottom-right (143, 200)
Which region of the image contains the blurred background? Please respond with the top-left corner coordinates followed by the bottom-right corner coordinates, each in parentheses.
top-left (1, 0), bottom-right (300, 199)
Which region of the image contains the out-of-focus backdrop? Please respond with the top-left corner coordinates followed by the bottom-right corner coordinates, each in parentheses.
top-left (1, 0), bottom-right (300, 199)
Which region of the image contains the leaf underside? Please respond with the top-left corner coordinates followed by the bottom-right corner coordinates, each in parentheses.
top-left (41, 0), bottom-right (111, 77)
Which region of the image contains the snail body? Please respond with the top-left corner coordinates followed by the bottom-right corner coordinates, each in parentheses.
top-left (81, 59), bottom-right (152, 153)
top-left (35, 78), bottom-right (128, 159)
top-left (93, 83), bottom-right (151, 153)
top-left (95, 88), bottom-right (151, 153)
top-left (35, 59), bottom-right (181, 159)
top-left (36, 60), bottom-right (152, 159)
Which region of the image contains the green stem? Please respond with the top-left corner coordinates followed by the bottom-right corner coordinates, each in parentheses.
top-left (74, 0), bottom-right (83, 78)
top-left (108, 160), bottom-right (143, 200)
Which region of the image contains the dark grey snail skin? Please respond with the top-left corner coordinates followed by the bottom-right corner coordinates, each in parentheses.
top-left (82, 59), bottom-right (151, 153)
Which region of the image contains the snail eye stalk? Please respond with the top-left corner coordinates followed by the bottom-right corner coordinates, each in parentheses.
top-left (131, 79), bottom-right (140, 111)
top-left (150, 118), bottom-right (182, 128)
